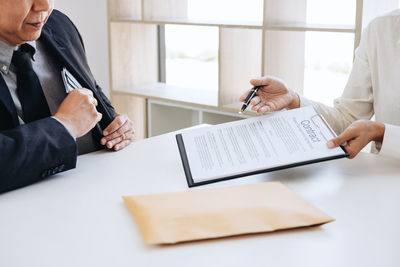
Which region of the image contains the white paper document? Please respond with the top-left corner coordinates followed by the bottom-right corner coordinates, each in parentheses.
top-left (177, 106), bottom-right (348, 186)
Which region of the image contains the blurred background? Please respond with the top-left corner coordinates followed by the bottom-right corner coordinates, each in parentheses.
top-left (55, 0), bottom-right (400, 139)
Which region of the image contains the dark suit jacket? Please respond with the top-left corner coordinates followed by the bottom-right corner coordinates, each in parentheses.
top-left (0, 10), bottom-right (116, 193)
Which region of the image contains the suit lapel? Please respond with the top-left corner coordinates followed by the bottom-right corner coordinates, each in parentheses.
top-left (0, 74), bottom-right (19, 128)
top-left (38, 22), bottom-right (106, 143)
top-left (39, 26), bottom-right (94, 90)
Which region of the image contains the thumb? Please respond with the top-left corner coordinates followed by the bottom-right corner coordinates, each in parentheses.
top-left (239, 89), bottom-right (251, 101)
top-left (250, 77), bottom-right (272, 87)
top-left (96, 112), bottom-right (103, 123)
top-left (327, 130), bottom-right (353, 149)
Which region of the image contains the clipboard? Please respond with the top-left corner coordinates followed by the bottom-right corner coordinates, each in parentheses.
top-left (176, 106), bottom-right (349, 187)
top-left (61, 67), bottom-right (114, 128)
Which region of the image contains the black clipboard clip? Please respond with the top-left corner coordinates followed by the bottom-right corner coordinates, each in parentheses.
top-left (311, 108), bottom-right (349, 157)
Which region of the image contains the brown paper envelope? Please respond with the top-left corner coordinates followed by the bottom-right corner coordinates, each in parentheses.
top-left (122, 182), bottom-right (334, 245)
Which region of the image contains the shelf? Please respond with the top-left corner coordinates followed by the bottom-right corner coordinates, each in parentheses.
top-left (113, 89), bottom-right (255, 117)
top-left (107, 0), bottom-right (372, 141)
top-left (148, 102), bottom-right (200, 137)
top-left (146, 99), bottom-right (249, 136)
top-left (266, 23), bottom-right (356, 33)
top-left (112, 83), bottom-right (219, 108)
top-left (110, 18), bottom-right (356, 33)
top-left (141, 0), bottom-right (264, 27)
top-left (110, 17), bottom-right (264, 29)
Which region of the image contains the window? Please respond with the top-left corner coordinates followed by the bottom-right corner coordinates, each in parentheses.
top-left (156, 0), bottom-right (358, 107)
top-left (187, 0), bottom-right (263, 24)
top-left (306, 0), bottom-right (356, 25)
top-left (303, 32), bottom-right (355, 106)
top-left (165, 25), bottom-right (219, 94)
top-left (302, 0), bottom-right (356, 106)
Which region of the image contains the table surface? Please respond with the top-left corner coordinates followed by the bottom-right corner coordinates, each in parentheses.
top-left (1, 129), bottom-right (400, 267)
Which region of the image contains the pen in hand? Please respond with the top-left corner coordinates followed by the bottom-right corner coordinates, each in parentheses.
top-left (239, 86), bottom-right (261, 113)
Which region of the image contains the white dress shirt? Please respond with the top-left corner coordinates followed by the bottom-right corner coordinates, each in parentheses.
top-left (300, 9), bottom-right (400, 159)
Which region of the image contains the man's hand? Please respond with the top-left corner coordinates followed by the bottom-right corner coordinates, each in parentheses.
top-left (327, 120), bottom-right (385, 159)
top-left (239, 76), bottom-right (300, 113)
top-left (101, 114), bottom-right (135, 151)
top-left (54, 89), bottom-right (102, 138)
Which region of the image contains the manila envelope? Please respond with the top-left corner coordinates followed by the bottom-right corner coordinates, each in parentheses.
top-left (122, 182), bottom-right (333, 245)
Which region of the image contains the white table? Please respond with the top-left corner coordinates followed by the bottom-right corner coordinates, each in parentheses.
top-left (1, 130), bottom-right (400, 267)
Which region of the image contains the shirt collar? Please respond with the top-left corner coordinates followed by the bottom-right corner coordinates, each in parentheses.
top-left (0, 40), bottom-right (37, 75)
top-left (0, 40), bottom-right (16, 75)
top-left (20, 41), bottom-right (37, 61)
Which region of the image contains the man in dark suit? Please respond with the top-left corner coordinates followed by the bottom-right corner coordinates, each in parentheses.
top-left (0, 0), bottom-right (135, 193)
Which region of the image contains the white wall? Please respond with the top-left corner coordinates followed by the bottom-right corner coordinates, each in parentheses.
top-left (54, 0), bottom-right (110, 96)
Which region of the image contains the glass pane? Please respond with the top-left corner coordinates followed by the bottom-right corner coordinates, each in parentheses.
top-left (144, 0), bottom-right (263, 24)
top-left (306, 0), bottom-right (356, 25)
top-left (303, 32), bottom-right (355, 106)
top-left (165, 25), bottom-right (219, 94)
top-left (188, 0), bottom-right (263, 24)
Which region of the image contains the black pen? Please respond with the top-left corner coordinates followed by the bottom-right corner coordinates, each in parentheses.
top-left (239, 86), bottom-right (261, 113)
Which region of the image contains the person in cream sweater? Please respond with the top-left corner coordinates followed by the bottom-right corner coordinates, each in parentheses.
top-left (241, 10), bottom-right (400, 159)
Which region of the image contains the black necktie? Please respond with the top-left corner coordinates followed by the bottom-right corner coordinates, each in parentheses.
top-left (11, 44), bottom-right (50, 123)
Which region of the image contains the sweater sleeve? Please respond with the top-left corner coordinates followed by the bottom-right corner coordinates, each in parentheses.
top-left (379, 124), bottom-right (400, 159)
top-left (298, 23), bottom-right (374, 136)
